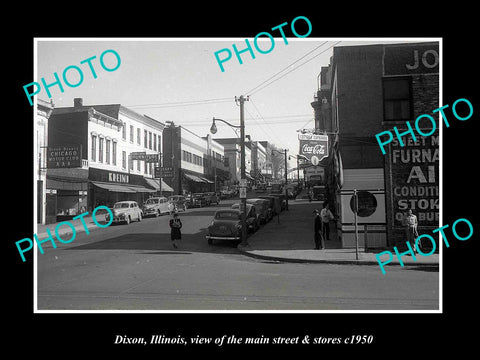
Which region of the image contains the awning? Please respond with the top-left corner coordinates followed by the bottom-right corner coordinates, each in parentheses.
top-left (184, 173), bottom-right (205, 183)
top-left (92, 181), bottom-right (155, 193)
top-left (92, 181), bottom-right (136, 193)
top-left (199, 177), bottom-right (214, 184)
top-left (144, 177), bottom-right (174, 192)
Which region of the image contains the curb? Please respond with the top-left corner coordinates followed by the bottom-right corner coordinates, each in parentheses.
top-left (237, 247), bottom-right (439, 268)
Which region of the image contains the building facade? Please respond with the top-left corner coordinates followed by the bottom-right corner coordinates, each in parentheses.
top-left (36, 99), bottom-right (55, 224)
top-left (46, 98), bottom-right (169, 223)
top-left (162, 124), bottom-right (228, 195)
top-left (313, 42), bottom-right (439, 249)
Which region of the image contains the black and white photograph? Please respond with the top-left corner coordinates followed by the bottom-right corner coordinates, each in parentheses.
top-left (7, 6), bottom-right (478, 356)
top-left (32, 37), bottom-right (442, 312)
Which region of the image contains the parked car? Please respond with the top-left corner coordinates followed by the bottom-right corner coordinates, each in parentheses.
top-left (206, 204), bottom-right (258, 245)
top-left (106, 200), bottom-right (142, 224)
top-left (231, 203), bottom-right (261, 231)
top-left (257, 195), bottom-right (282, 215)
top-left (246, 198), bottom-right (272, 224)
top-left (269, 193), bottom-right (287, 211)
top-left (191, 193), bottom-right (208, 207)
top-left (203, 192), bottom-right (220, 205)
top-left (232, 198), bottom-right (273, 227)
top-left (142, 197), bottom-right (172, 217)
top-left (168, 195), bottom-right (190, 212)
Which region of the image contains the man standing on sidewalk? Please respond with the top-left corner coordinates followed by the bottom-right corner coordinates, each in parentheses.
top-left (320, 202), bottom-right (334, 241)
top-left (313, 209), bottom-right (324, 250)
top-left (404, 209), bottom-right (419, 253)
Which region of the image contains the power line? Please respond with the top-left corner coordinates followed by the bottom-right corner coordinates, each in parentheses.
top-left (245, 41), bottom-right (328, 96)
top-left (247, 41), bottom-right (341, 96)
top-left (126, 97), bottom-right (233, 109)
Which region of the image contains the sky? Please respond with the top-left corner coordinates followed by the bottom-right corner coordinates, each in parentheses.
top-left (36, 37), bottom-right (420, 168)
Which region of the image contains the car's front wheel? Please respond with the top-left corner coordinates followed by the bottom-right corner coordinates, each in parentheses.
top-left (125, 216), bottom-right (131, 225)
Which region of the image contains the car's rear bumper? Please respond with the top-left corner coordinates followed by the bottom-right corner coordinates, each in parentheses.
top-left (206, 235), bottom-right (240, 241)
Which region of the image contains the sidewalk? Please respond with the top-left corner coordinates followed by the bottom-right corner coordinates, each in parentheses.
top-left (35, 209), bottom-right (110, 240)
top-left (238, 199), bottom-right (439, 269)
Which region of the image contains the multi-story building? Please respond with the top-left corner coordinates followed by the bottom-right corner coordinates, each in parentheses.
top-left (214, 138), bottom-right (253, 185)
top-left (162, 124), bottom-right (228, 194)
top-left (46, 98), bottom-right (170, 223)
top-left (36, 99), bottom-right (54, 224)
top-left (313, 42), bottom-right (439, 249)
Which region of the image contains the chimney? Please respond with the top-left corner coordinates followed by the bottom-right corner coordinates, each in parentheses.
top-left (74, 98), bottom-right (83, 109)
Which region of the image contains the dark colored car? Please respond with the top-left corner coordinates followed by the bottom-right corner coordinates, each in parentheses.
top-left (246, 198), bottom-right (272, 224)
top-left (206, 205), bottom-right (258, 245)
top-left (269, 193), bottom-right (286, 211)
top-left (168, 195), bottom-right (190, 212)
top-left (191, 193), bottom-right (208, 207)
top-left (257, 195), bottom-right (281, 215)
top-left (204, 192), bottom-right (220, 205)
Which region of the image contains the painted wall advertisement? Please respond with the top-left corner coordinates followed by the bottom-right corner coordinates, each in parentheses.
top-left (387, 132), bottom-right (439, 234)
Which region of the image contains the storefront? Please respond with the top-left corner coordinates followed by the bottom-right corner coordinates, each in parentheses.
top-left (88, 167), bottom-right (158, 209)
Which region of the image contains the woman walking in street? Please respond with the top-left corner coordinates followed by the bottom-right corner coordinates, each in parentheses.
top-left (169, 212), bottom-right (182, 249)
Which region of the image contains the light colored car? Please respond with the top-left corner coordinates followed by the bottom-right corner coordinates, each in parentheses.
top-left (168, 195), bottom-right (190, 212)
top-left (142, 197), bottom-right (172, 217)
top-left (106, 201), bottom-right (142, 224)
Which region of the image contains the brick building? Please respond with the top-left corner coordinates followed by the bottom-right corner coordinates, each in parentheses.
top-left (313, 41), bottom-right (439, 248)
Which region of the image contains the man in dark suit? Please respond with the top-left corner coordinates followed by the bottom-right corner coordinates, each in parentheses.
top-left (313, 209), bottom-right (324, 250)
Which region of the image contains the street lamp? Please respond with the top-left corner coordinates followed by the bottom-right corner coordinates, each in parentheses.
top-left (210, 95), bottom-right (249, 247)
top-left (272, 148), bottom-right (289, 211)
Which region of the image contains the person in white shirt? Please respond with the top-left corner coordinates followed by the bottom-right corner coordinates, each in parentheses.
top-left (320, 203), bottom-right (334, 241)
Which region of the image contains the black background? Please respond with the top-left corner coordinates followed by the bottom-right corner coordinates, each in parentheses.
top-left (6, 4), bottom-right (477, 356)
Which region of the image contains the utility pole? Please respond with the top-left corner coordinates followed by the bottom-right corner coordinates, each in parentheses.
top-left (236, 95), bottom-right (249, 247)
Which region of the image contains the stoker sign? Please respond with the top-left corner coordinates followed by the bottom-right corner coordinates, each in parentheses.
top-left (47, 144), bottom-right (82, 168)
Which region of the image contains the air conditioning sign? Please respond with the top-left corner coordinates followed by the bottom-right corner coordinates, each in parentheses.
top-left (299, 134), bottom-right (328, 165)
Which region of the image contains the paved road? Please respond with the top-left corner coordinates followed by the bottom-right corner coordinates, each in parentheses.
top-left (36, 200), bottom-right (439, 311)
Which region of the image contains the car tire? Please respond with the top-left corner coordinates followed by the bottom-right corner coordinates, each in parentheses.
top-left (183, 204), bottom-right (187, 212)
top-left (138, 213), bottom-right (142, 222)
top-left (207, 238), bottom-right (213, 245)
top-left (125, 216), bottom-right (130, 225)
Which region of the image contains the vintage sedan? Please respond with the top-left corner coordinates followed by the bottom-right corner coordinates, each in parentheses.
top-left (246, 198), bottom-right (272, 224)
top-left (142, 197), bottom-right (172, 217)
top-left (106, 201), bottom-right (143, 224)
top-left (257, 195), bottom-right (282, 215)
top-left (203, 192), bottom-right (220, 205)
top-left (168, 195), bottom-right (190, 212)
top-left (191, 193), bottom-right (208, 207)
top-left (206, 205), bottom-right (258, 245)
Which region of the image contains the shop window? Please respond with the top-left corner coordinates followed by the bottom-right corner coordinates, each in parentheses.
top-left (383, 78), bottom-right (412, 121)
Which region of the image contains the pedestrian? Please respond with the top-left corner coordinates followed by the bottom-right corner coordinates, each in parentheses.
top-left (320, 202), bottom-right (334, 241)
top-left (313, 209), bottom-right (324, 250)
top-left (169, 212), bottom-right (182, 249)
top-left (404, 209), bottom-right (419, 252)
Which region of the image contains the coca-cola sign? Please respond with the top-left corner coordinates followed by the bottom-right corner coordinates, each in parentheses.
top-left (299, 134), bottom-right (328, 164)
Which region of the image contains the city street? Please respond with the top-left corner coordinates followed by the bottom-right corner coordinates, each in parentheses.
top-left (36, 199), bottom-right (439, 311)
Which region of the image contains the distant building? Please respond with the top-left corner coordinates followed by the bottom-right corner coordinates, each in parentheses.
top-left (162, 124), bottom-right (229, 194)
